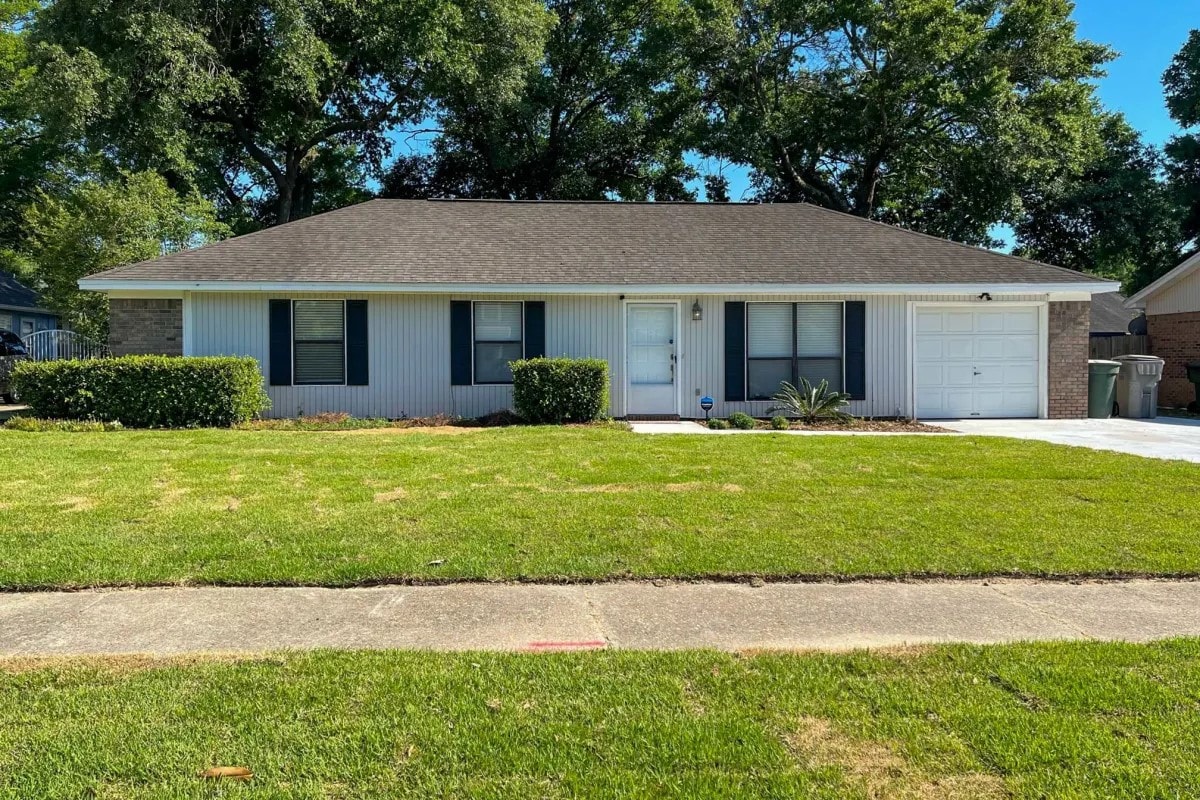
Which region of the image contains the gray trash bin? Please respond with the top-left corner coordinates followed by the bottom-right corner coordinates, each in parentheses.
top-left (1113, 355), bottom-right (1165, 419)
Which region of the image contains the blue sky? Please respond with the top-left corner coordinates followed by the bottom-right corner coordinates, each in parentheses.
top-left (1074, 0), bottom-right (1197, 146)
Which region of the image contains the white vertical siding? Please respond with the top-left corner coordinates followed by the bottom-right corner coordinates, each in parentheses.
top-left (1147, 269), bottom-right (1200, 316)
top-left (189, 290), bottom-right (1047, 419)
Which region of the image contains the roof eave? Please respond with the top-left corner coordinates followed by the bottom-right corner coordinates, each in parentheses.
top-left (79, 278), bottom-right (1121, 295)
top-left (1126, 250), bottom-right (1200, 308)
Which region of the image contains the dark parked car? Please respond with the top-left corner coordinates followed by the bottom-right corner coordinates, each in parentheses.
top-left (0, 330), bottom-right (28, 403)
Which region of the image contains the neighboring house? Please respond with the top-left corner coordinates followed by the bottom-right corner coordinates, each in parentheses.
top-left (1089, 292), bottom-right (1143, 338)
top-left (1125, 251), bottom-right (1200, 408)
top-left (79, 200), bottom-right (1118, 420)
top-left (0, 271), bottom-right (58, 337)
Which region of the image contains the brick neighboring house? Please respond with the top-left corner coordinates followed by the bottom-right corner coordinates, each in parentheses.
top-left (79, 200), bottom-right (1118, 420)
top-left (1126, 251), bottom-right (1200, 409)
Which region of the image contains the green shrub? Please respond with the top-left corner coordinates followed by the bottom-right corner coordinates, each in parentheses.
top-left (770, 415), bottom-right (790, 430)
top-left (11, 356), bottom-right (269, 428)
top-left (511, 357), bottom-right (609, 424)
top-left (707, 418), bottom-right (730, 430)
top-left (3, 416), bottom-right (124, 432)
top-left (728, 411), bottom-right (756, 430)
top-left (767, 379), bottom-right (852, 424)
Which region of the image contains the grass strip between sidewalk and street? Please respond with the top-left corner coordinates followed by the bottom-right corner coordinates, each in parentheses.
top-left (2, 640), bottom-right (1199, 798)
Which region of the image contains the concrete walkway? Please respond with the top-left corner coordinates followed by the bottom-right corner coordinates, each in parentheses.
top-left (930, 417), bottom-right (1200, 463)
top-left (4, 579), bottom-right (1200, 656)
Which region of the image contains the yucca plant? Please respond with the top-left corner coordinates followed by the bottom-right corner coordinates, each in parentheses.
top-left (767, 378), bottom-right (852, 424)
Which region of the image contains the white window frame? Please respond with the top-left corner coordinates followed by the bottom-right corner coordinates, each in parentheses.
top-left (745, 301), bottom-right (846, 400)
top-left (291, 299), bottom-right (348, 387)
top-left (471, 300), bottom-right (525, 386)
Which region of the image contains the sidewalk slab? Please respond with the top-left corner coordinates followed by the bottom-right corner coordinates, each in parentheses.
top-left (3, 579), bottom-right (1200, 656)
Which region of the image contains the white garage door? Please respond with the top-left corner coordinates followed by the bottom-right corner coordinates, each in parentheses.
top-left (914, 306), bottom-right (1041, 419)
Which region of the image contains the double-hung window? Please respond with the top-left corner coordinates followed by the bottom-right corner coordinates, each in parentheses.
top-left (747, 302), bottom-right (843, 399)
top-left (292, 300), bottom-right (346, 385)
top-left (473, 301), bottom-right (523, 384)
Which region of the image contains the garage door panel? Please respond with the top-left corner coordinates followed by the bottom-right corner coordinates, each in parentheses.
top-left (1003, 335), bottom-right (1038, 359)
top-left (1003, 363), bottom-right (1038, 386)
top-left (915, 338), bottom-right (945, 360)
top-left (944, 365), bottom-right (976, 386)
top-left (913, 306), bottom-right (1041, 419)
top-left (944, 338), bottom-right (975, 359)
top-left (1004, 310), bottom-right (1038, 333)
top-left (945, 312), bottom-right (975, 333)
top-left (975, 389), bottom-right (1037, 417)
top-left (915, 364), bottom-right (944, 385)
top-left (916, 312), bottom-right (944, 333)
top-left (975, 312), bottom-right (1006, 333)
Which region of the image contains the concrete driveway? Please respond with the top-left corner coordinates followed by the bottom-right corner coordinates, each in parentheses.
top-left (928, 417), bottom-right (1200, 463)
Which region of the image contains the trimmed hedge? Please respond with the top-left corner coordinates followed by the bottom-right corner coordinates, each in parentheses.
top-left (511, 357), bottom-right (609, 424)
top-left (11, 355), bottom-right (270, 428)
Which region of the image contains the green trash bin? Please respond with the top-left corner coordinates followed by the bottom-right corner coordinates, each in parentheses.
top-left (1088, 359), bottom-right (1120, 419)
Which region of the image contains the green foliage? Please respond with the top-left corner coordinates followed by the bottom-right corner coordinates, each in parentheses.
top-left (382, 0), bottom-right (701, 200)
top-left (3, 416), bottom-right (122, 431)
top-left (727, 411), bottom-right (756, 430)
top-left (1014, 115), bottom-right (1186, 291)
top-left (510, 357), bottom-right (609, 424)
top-left (770, 415), bottom-right (789, 430)
top-left (12, 355), bottom-right (269, 427)
top-left (31, 0), bottom-right (552, 227)
top-left (707, 418), bottom-right (729, 430)
top-left (1165, 29), bottom-right (1200, 246)
top-left (768, 379), bottom-right (851, 424)
top-left (692, 0), bottom-right (1114, 244)
top-left (12, 171), bottom-right (225, 338)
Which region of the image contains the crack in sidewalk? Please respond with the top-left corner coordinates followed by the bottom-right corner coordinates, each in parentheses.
top-left (985, 583), bottom-right (1096, 639)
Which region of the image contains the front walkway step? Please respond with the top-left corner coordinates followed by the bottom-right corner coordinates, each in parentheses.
top-left (4, 579), bottom-right (1200, 656)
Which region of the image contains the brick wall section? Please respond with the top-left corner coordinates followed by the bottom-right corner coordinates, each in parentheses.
top-left (1148, 311), bottom-right (1200, 409)
top-left (1047, 301), bottom-right (1089, 419)
top-left (108, 298), bottom-right (183, 356)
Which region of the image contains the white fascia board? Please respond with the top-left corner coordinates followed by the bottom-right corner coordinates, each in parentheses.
top-left (1125, 250), bottom-right (1200, 308)
top-left (79, 279), bottom-right (1122, 296)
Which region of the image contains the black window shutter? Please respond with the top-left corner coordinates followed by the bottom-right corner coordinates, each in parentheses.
top-left (524, 301), bottom-right (546, 358)
top-left (450, 300), bottom-right (472, 385)
top-left (346, 299), bottom-right (369, 386)
top-left (724, 302), bottom-right (746, 402)
top-left (844, 300), bottom-right (866, 401)
top-left (268, 299), bottom-right (292, 386)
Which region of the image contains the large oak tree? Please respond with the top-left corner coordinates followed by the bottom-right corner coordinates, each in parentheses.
top-left (383, 0), bottom-right (704, 200)
top-left (692, 0), bottom-right (1113, 245)
top-left (31, 0), bottom-right (552, 227)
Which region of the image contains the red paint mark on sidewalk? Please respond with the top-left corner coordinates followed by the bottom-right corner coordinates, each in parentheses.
top-left (526, 640), bottom-right (607, 651)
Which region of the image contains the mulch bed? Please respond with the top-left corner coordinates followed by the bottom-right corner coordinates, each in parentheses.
top-left (759, 418), bottom-right (945, 432)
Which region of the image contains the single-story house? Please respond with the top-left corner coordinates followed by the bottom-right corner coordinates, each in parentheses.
top-left (79, 200), bottom-right (1118, 420)
top-left (1125, 251), bottom-right (1200, 408)
top-left (0, 271), bottom-right (58, 337)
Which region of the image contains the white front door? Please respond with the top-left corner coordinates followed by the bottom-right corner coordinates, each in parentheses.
top-left (913, 306), bottom-right (1041, 419)
top-left (626, 303), bottom-right (677, 416)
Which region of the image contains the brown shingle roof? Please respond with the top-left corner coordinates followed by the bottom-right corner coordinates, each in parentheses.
top-left (84, 199), bottom-right (1101, 286)
top-left (1090, 292), bottom-right (1141, 334)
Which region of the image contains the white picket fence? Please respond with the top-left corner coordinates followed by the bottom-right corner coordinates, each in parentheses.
top-left (21, 330), bottom-right (110, 361)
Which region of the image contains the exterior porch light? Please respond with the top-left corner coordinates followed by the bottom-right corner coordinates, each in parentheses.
top-left (691, 300), bottom-right (703, 321)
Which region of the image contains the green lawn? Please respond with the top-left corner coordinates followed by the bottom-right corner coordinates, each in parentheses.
top-left (1, 426), bottom-right (1198, 588)
top-left (2, 641), bottom-right (1199, 798)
